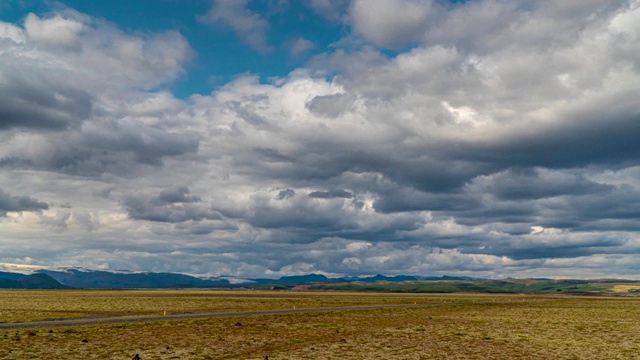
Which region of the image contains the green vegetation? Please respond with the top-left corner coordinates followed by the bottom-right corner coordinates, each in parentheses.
top-left (309, 279), bottom-right (609, 293)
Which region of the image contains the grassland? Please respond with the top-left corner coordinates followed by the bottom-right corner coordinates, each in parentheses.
top-left (1, 290), bottom-right (639, 359)
top-left (308, 279), bottom-right (620, 293)
top-left (0, 290), bottom-right (499, 323)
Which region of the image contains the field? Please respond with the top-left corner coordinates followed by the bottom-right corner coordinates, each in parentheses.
top-left (1, 290), bottom-right (639, 359)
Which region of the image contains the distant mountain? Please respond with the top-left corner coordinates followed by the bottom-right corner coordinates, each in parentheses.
top-left (309, 278), bottom-right (611, 294)
top-left (250, 273), bottom-right (331, 285)
top-left (0, 273), bottom-right (68, 289)
top-left (36, 268), bottom-right (231, 289)
top-left (356, 274), bottom-right (419, 282)
top-left (248, 273), bottom-right (477, 286)
top-left (0, 267), bottom-right (487, 289)
top-left (1, 268), bottom-right (634, 294)
top-left (420, 275), bottom-right (477, 281)
top-left (251, 273), bottom-right (426, 285)
top-left (0, 271), bottom-right (24, 281)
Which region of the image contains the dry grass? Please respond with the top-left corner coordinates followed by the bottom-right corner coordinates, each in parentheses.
top-left (0, 289), bottom-right (508, 323)
top-left (1, 291), bottom-right (639, 359)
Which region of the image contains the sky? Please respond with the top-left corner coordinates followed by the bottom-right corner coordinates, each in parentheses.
top-left (1, 0), bottom-right (640, 279)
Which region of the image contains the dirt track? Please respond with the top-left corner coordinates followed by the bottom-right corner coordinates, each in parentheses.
top-left (0, 299), bottom-right (545, 330)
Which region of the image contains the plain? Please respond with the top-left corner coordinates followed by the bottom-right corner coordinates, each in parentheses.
top-left (1, 290), bottom-right (639, 359)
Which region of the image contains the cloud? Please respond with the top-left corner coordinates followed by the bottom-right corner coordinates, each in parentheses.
top-left (276, 188), bottom-right (295, 200)
top-left (157, 186), bottom-right (202, 204)
top-left (466, 168), bottom-right (613, 201)
top-left (24, 12), bottom-right (84, 51)
top-left (349, 0), bottom-right (433, 48)
top-left (305, 0), bottom-right (348, 22)
top-left (3, 1), bottom-right (640, 279)
top-left (80, 120), bottom-right (200, 166)
top-left (198, 0), bottom-right (271, 53)
top-left (0, 188), bottom-right (49, 216)
top-left (285, 37), bottom-right (315, 57)
top-left (0, 72), bottom-right (92, 130)
top-left (0, 12), bottom-right (197, 177)
top-left (122, 187), bottom-right (221, 223)
top-left (306, 93), bottom-right (355, 118)
top-left (308, 189), bottom-right (353, 199)
top-left (0, 21), bottom-right (26, 43)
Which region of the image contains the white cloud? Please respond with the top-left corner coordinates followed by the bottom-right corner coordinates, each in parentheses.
top-left (286, 37), bottom-right (315, 57)
top-left (24, 13), bottom-right (84, 51)
top-left (349, 0), bottom-right (433, 48)
top-left (306, 0), bottom-right (348, 22)
top-left (3, 1), bottom-right (640, 279)
top-left (0, 21), bottom-right (26, 43)
top-left (198, 0), bottom-right (271, 53)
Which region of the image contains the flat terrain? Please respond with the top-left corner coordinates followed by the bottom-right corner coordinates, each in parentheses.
top-left (1, 290), bottom-right (639, 359)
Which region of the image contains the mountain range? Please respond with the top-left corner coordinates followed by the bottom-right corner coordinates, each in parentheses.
top-left (3, 268), bottom-right (637, 295)
top-left (0, 268), bottom-right (473, 289)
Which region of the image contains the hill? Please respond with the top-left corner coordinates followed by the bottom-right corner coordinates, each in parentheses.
top-left (0, 273), bottom-right (68, 289)
top-left (308, 279), bottom-right (613, 294)
top-left (36, 268), bottom-right (232, 289)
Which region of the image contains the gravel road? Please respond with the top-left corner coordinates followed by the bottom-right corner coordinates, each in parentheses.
top-left (0, 299), bottom-right (545, 330)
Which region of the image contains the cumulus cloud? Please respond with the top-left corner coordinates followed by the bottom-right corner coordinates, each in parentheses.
top-left (285, 37), bottom-right (315, 57)
top-left (198, 0), bottom-right (271, 53)
top-left (276, 189), bottom-right (295, 200)
top-left (3, 1), bottom-right (640, 279)
top-left (306, 93), bottom-right (355, 118)
top-left (158, 186), bottom-right (202, 204)
top-left (305, 0), bottom-right (348, 22)
top-left (24, 12), bottom-right (84, 51)
top-left (0, 10), bottom-right (197, 177)
top-left (122, 187), bottom-right (220, 223)
top-left (349, 0), bottom-right (433, 48)
top-left (0, 73), bottom-right (92, 130)
top-left (308, 189), bottom-right (353, 199)
top-left (0, 188), bottom-right (49, 216)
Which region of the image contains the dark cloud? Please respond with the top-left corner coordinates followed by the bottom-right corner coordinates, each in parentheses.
top-left (373, 186), bottom-right (479, 213)
top-left (467, 168), bottom-right (613, 201)
top-left (247, 199), bottom-right (354, 231)
top-left (122, 187), bottom-right (220, 223)
top-left (0, 122), bottom-right (201, 178)
top-left (477, 236), bottom-right (628, 261)
top-left (465, 100), bottom-right (640, 170)
top-left (306, 93), bottom-right (355, 118)
top-left (276, 188), bottom-right (295, 200)
top-left (244, 141), bottom-right (498, 193)
top-left (0, 70), bottom-right (92, 131)
top-left (172, 221), bottom-right (238, 236)
top-left (81, 121), bottom-right (200, 166)
top-left (0, 188), bottom-right (49, 216)
top-left (253, 147), bottom-right (294, 163)
top-left (542, 187), bottom-right (640, 228)
top-left (241, 192), bottom-right (422, 243)
top-left (157, 186), bottom-right (201, 204)
top-left (308, 189), bottom-right (353, 199)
